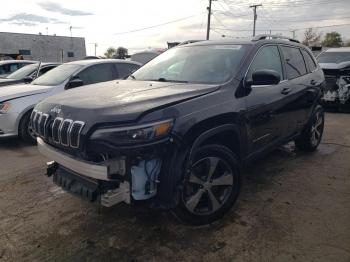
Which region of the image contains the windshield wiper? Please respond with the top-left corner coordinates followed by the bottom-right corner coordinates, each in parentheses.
top-left (154, 78), bottom-right (188, 83)
top-left (127, 74), bottom-right (136, 80)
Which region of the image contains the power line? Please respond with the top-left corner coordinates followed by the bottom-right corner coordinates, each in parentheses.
top-left (213, 22), bottom-right (350, 32)
top-left (113, 13), bottom-right (205, 35)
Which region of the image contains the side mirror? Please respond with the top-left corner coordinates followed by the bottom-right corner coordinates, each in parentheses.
top-left (23, 76), bottom-right (34, 83)
top-left (247, 69), bottom-right (281, 86)
top-left (66, 78), bottom-right (84, 89)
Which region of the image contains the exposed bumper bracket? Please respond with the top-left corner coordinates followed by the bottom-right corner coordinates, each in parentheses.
top-left (37, 138), bottom-right (125, 181)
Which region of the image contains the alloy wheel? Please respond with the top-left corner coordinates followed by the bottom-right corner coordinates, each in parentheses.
top-left (27, 120), bottom-right (37, 141)
top-left (311, 111), bottom-right (323, 147)
top-left (183, 157), bottom-right (235, 215)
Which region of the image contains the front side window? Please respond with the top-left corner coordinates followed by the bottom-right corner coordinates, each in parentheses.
top-left (247, 45), bottom-right (283, 80)
top-left (132, 45), bottom-right (249, 84)
top-left (32, 64), bottom-right (83, 86)
top-left (76, 63), bottom-right (115, 85)
top-left (281, 46), bottom-right (307, 79)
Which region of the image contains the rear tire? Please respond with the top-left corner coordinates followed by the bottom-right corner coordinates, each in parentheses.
top-left (174, 144), bottom-right (240, 225)
top-left (295, 106), bottom-right (324, 152)
top-left (19, 110), bottom-right (36, 144)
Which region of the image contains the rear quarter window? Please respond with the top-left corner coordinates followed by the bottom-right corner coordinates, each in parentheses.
top-left (301, 49), bottom-right (317, 72)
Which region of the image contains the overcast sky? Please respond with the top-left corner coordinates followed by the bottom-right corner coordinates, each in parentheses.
top-left (1, 0), bottom-right (350, 56)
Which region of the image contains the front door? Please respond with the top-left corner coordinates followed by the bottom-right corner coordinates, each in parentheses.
top-left (244, 45), bottom-right (289, 154)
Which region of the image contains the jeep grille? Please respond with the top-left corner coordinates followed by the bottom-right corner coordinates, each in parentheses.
top-left (30, 110), bottom-right (85, 148)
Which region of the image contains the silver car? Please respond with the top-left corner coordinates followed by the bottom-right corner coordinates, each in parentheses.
top-left (0, 59), bottom-right (141, 143)
top-left (0, 60), bottom-right (37, 77)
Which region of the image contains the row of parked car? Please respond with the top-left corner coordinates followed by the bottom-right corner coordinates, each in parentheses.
top-left (0, 59), bottom-right (142, 142)
top-left (0, 36), bottom-right (349, 224)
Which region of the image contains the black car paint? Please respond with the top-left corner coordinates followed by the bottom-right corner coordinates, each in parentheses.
top-left (33, 39), bottom-right (324, 208)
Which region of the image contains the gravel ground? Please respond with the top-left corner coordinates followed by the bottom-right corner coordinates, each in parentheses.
top-left (0, 113), bottom-right (349, 262)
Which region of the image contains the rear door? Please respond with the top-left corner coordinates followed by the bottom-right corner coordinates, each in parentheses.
top-left (245, 45), bottom-right (290, 153)
top-left (279, 46), bottom-right (317, 134)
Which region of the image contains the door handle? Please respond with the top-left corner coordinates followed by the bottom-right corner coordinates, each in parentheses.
top-left (281, 87), bottom-right (292, 95)
top-left (310, 79), bottom-right (317, 85)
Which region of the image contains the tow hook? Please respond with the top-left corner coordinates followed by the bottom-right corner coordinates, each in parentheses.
top-left (46, 161), bottom-right (58, 177)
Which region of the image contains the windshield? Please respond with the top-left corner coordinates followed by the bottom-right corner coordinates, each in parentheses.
top-left (131, 45), bottom-right (248, 84)
top-left (6, 63), bottom-right (39, 80)
top-left (32, 64), bottom-right (83, 86)
top-left (317, 52), bottom-right (350, 64)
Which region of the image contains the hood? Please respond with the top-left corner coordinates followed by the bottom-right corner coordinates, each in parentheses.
top-left (0, 84), bottom-right (52, 102)
top-left (35, 80), bottom-right (219, 126)
top-left (0, 78), bottom-right (22, 87)
top-left (319, 61), bottom-right (350, 70)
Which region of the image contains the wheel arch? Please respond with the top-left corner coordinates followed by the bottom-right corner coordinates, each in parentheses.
top-left (16, 105), bottom-right (35, 135)
top-left (182, 114), bottom-right (244, 162)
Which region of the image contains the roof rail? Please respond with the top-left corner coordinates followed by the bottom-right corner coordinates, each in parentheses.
top-left (252, 34), bottom-right (300, 43)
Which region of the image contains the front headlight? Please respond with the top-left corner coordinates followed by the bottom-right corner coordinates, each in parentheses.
top-left (0, 102), bottom-right (11, 114)
top-left (90, 119), bottom-right (174, 145)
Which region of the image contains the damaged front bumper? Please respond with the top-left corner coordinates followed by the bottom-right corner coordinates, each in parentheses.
top-left (37, 137), bottom-right (172, 208)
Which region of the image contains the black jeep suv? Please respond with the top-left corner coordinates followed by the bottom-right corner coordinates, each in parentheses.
top-left (32, 35), bottom-right (325, 225)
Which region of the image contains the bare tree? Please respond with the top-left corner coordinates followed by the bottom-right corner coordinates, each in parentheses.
top-left (302, 28), bottom-right (322, 46)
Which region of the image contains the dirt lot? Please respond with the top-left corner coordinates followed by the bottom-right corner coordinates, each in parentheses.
top-left (0, 113), bottom-right (349, 262)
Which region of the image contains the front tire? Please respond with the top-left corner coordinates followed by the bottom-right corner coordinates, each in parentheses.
top-left (295, 106), bottom-right (324, 152)
top-left (19, 110), bottom-right (37, 144)
top-left (174, 144), bottom-right (240, 225)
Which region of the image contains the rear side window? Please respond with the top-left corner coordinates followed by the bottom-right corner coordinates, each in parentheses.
top-left (301, 49), bottom-right (317, 72)
top-left (76, 63), bottom-right (116, 85)
top-left (281, 46), bottom-right (307, 79)
top-left (248, 45), bottom-right (283, 80)
top-left (115, 63), bottom-right (140, 78)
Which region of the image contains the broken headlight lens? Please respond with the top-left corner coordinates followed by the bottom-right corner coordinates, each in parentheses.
top-left (0, 102), bottom-right (11, 114)
top-left (90, 119), bottom-right (174, 145)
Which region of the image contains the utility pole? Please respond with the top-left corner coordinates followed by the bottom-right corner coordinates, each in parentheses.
top-left (94, 43), bottom-right (98, 56)
top-left (250, 4), bottom-right (262, 37)
top-left (290, 29), bottom-right (296, 39)
top-left (206, 0), bottom-right (216, 40)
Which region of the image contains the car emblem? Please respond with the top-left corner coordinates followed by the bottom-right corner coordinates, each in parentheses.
top-left (50, 105), bottom-right (61, 115)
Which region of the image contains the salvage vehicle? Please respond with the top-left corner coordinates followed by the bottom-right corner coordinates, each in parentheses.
top-left (0, 60), bottom-right (37, 77)
top-left (0, 62), bottom-right (60, 87)
top-left (32, 35), bottom-right (325, 225)
top-left (317, 47), bottom-right (350, 109)
top-left (0, 59), bottom-right (141, 143)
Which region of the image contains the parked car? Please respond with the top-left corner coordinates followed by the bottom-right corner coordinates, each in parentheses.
top-left (0, 60), bottom-right (37, 77)
top-left (317, 47), bottom-right (350, 109)
top-left (32, 35), bottom-right (325, 225)
top-left (0, 59), bottom-right (141, 143)
top-left (0, 62), bottom-right (60, 87)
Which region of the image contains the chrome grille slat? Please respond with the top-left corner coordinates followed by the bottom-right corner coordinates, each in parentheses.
top-left (34, 112), bottom-right (42, 134)
top-left (69, 121), bottom-right (85, 148)
top-left (31, 111), bottom-right (85, 148)
top-left (52, 117), bottom-right (63, 144)
top-left (60, 119), bottom-right (73, 146)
